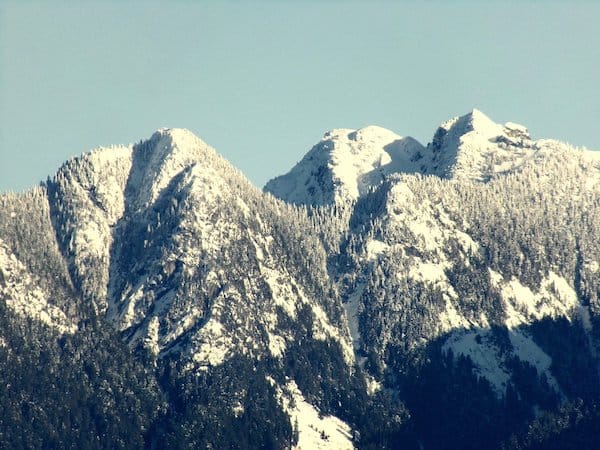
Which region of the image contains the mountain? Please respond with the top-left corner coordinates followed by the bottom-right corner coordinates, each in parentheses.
top-left (424, 108), bottom-right (536, 181)
top-left (1, 128), bottom-right (361, 449)
top-left (265, 109), bottom-right (596, 205)
top-left (46, 128), bottom-right (350, 367)
top-left (1, 111), bottom-right (599, 449)
top-left (264, 125), bottom-right (425, 205)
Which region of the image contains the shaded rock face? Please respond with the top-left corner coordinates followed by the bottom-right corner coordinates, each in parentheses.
top-left (1, 111), bottom-right (600, 449)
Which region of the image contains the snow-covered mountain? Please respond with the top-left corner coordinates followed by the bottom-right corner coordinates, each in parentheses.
top-left (268, 108), bottom-right (600, 396)
top-left (265, 125), bottom-right (425, 205)
top-left (266, 109), bottom-right (600, 205)
top-left (45, 128), bottom-right (352, 370)
top-left (0, 127), bottom-right (356, 448)
top-left (267, 109), bottom-right (600, 447)
top-left (425, 108), bottom-right (536, 181)
top-left (1, 110), bottom-right (599, 449)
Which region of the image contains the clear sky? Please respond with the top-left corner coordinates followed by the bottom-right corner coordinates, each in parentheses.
top-left (1, 1), bottom-right (599, 192)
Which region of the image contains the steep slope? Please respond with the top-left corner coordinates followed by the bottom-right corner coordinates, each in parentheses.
top-left (46, 144), bottom-right (132, 314)
top-left (38, 128), bottom-right (364, 447)
top-left (42, 129), bottom-right (352, 367)
top-left (0, 187), bottom-right (79, 326)
top-left (0, 238), bottom-right (75, 334)
top-left (346, 167), bottom-right (599, 375)
top-left (342, 163), bottom-right (600, 448)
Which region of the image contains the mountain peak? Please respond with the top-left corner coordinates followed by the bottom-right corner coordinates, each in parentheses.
top-left (155, 126), bottom-right (197, 139)
top-left (467, 108), bottom-right (504, 135)
top-left (265, 125), bottom-right (424, 205)
top-left (322, 125), bottom-right (400, 144)
top-left (436, 109), bottom-right (503, 142)
top-left (150, 127), bottom-right (211, 153)
top-left (348, 125), bottom-right (403, 143)
top-left (427, 109), bottom-right (539, 181)
top-left (267, 109), bottom-right (568, 205)
top-left (469, 107), bottom-right (490, 121)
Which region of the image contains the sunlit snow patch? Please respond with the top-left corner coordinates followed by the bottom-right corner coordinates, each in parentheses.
top-left (273, 379), bottom-right (354, 450)
top-left (0, 240), bottom-right (76, 334)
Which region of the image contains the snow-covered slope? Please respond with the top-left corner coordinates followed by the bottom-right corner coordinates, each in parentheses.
top-left (265, 125), bottom-right (424, 205)
top-left (0, 128), bottom-right (364, 448)
top-left (336, 151), bottom-right (600, 401)
top-left (273, 379), bottom-right (354, 450)
top-left (0, 238), bottom-right (76, 334)
top-left (45, 128), bottom-right (352, 375)
top-left (423, 108), bottom-right (535, 181)
top-left (261, 111), bottom-right (598, 414)
top-left (47, 144), bottom-right (132, 312)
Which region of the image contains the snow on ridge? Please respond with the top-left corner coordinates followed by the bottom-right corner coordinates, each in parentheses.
top-left (266, 108), bottom-right (600, 206)
top-left (384, 179), bottom-right (479, 257)
top-left (127, 128), bottom-right (220, 210)
top-left (443, 331), bottom-right (511, 395)
top-left (107, 164), bottom-right (238, 350)
top-left (49, 143), bottom-right (134, 313)
top-left (429, 109), bottom-right (534, 181)
top-left (504, 121), bottom-right (529, 136)
top-left (468, 108), bottom-right (505, 136)
top-left (263, 264), bottom-right (355, 365)
top-left (434, 109), bottom-right (502, 142)
top-left (427, 109), bottom-right (598, 185)
top-left (54, 144), bottom-right (133, 225)
top-left (443, 326), bottom-right (563, 398)
top-left (348, 124), bottom-right (405, 144)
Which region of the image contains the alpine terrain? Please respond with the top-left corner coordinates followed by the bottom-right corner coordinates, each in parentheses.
top-left (1, 110), bottom-right (599, 449)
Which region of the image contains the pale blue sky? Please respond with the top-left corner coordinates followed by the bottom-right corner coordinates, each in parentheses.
top-left (1, 1), bottom-right (599, 192)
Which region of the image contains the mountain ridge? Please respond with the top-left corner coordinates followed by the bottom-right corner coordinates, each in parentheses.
top-left (265, 109), bottom-right (599, 206)
top-left (1, 110), bottom-right (599, 449)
